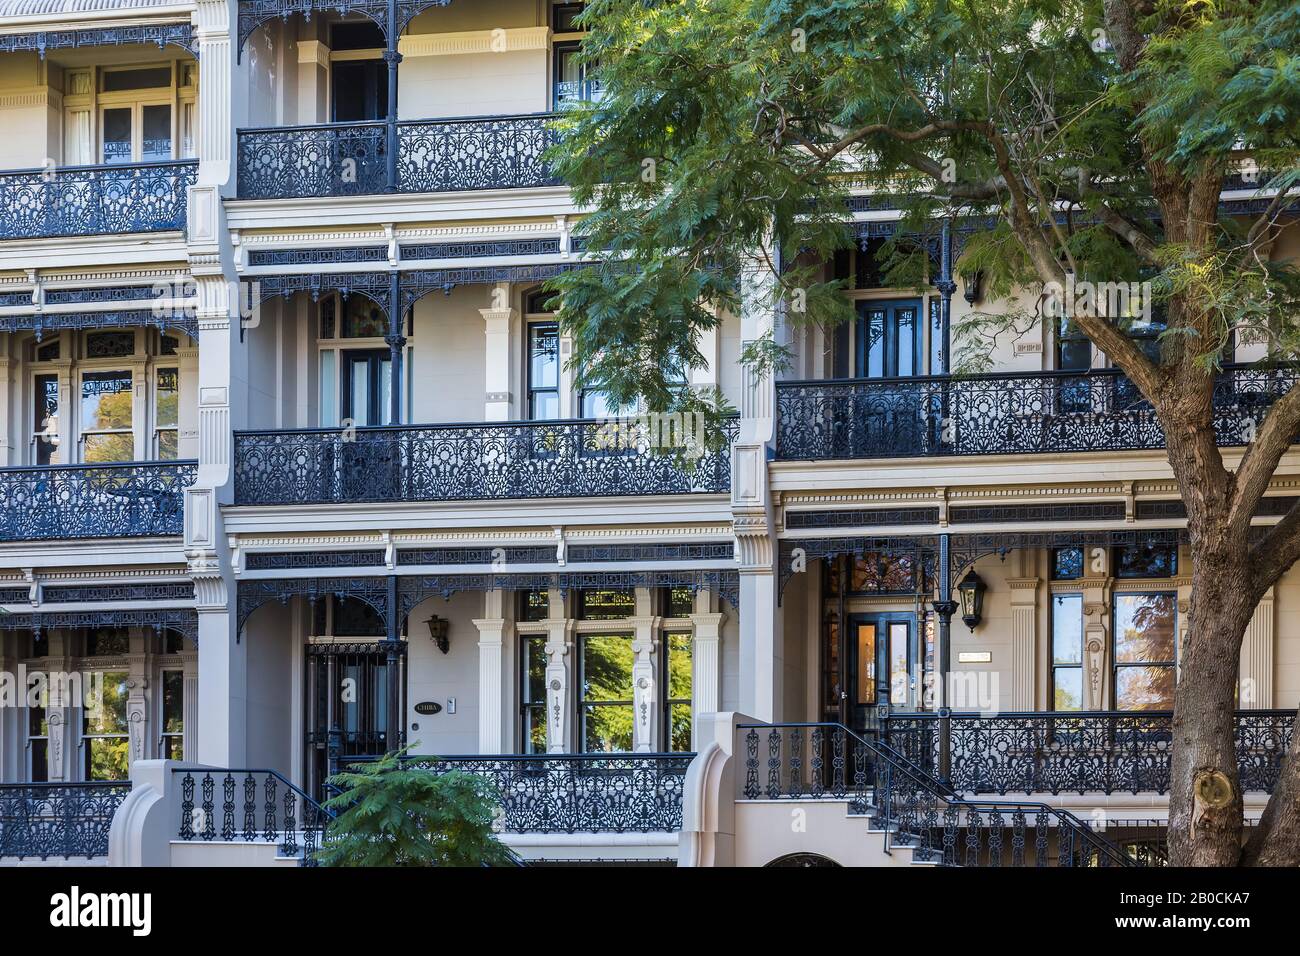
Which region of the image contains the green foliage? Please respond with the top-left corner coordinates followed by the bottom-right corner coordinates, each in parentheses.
top-left (317, 750), bottom-right (515, 867)
top-left (549, 0), bottom-right (1300, 393)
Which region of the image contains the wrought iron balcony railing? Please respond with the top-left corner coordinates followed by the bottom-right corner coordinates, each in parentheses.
top-left (175, 769), bottom-right (332, 867)
top-left (0, 781), bottom-right (130, 860)
top-left (340, 752), bottom-right (694, 833)
top-left (775, 364), bottom-right (1300, 460)
top-left (232, 417), bottom-right (736, 506)
top-left (881, 709), bottom-right (1295, 796)
top-left (0, 160), bottom-right (196, 240)
top-left (0, 459), bottom-right (196, 541)
top-left (236, 113), bottom-right (559, 199)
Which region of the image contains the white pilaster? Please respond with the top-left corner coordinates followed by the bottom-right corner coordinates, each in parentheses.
top-left (181, 651), bottom-right (199, 762)
top-left (544, 617), bottom-right (573, 753)
top-left (480, 283), bottom-right (517, 421)
top-left (1007, 577), bottom-right (1038, 711)
top-left (474, 588), bottom-right (512, 754)
top-left (689, 603), bottom-right (725, 751)
top-left (629, 615), bottom-right (660, 752)
top-left (1240, 588), bottom-right (1274, 708)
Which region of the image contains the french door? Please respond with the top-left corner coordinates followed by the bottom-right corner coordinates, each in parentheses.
top-left (846, 614), bottom-right (914, 736)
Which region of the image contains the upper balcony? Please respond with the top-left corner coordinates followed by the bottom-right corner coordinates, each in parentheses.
top-left (0, 8), bottom-right (199, 242)
top-left (774, 365), bottom-right (1297, 462)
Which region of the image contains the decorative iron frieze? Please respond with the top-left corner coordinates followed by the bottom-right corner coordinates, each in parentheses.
top-left (0, 24), bottom-right (198, 58)
top-left (245, 550), bottom-right (387, 570)
top-left (784, 507), bottom-right (941, 529)
top-left (565, 542), bottom-right (736, 563)
top-left (246, 246), bottom-right (390, 268)
top-left (254, 271), bottom-right (393, 316)
top-left (396, 546), bottom-right (559, 566)
top-left (40, 582), bottom-right (194, 605)
top-left (1134, 496), bottom-right (1300, 520)
top-left (949, 503), bottom-right (1126, 524)
top-left (236, 576), bottom-right (390, 632)
top-left (399, 237), bottom-right (562, 261)
top-left (0, 309), bottom-right (198, 341)
top-left (0, 609), bottom-right (198, 640)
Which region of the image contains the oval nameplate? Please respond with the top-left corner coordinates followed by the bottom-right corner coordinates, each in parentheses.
top-left (414, 701), bottom-right (442, 716)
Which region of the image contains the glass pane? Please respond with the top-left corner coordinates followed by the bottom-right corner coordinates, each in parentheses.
top-left (582, 635), bottom-right (634, 703)
top-left (1052, 593), bottom-right (1083, 664)
top-left (531, 390), bottom-right (559, 421)
top-left (162, 670), bottom-right (184, 733)
top-left (856, 623), bottom-right (876, 705)
top-left (180, 101), bottom-right (195, 158)
top-left (86, 629), bottom-right (129, 656)
top-left (101, 67), bottom-right (171, 92)
top-left (29, 739), bottom-right (48, 782)
top-left (34, 373), bottom-right (60, 466)
top-left (377, 358), bottom-right (392, 426)
top-left (896, 307), bottom-right (917, 376)
top-left (87, 737), bottom-right (129, 781)
top-left (1116, 665), bottom-right (1175, 710)
top-left (530, 324), bottom-right (559, 389)
top-left (666, 633), bottom-right (692, 699)
top-left (156, 429), bottom-right (178, 460)
top-left (342, 298), bottom-right (387, 338)
top-left (669, 702), bottom-right (692, 752)
top-left (524, 705), bottom-right (546, 754)
top-left (1053, 667), bottom-right (1083, 711)
top-left (866, 308), bottom-right (885, 377)
top-left (319, 350), bottom-right (337, 427)
top-left (523, 637), bottom-right (546, 704)
top-left (350, 360), bottom-right (370, 426)
top-left (80, 370), bottom-right (132, 431)
top-left (84, 670), bottom-right (129, 735)
top-left (583, 703), bottom-right (633, 752)
top-left (83, 432), bottom-right (134, 463)
top-left (557, 47), bottom-right (582, 83)
top-left (889, 623), bottom-right (909, 705)
top-left (155, 368), bottom-right (178, 426)
top-left (102, 107), bottom-right (132, 164)
top-left (1114, 593), bottom-right (1176, 664)
top-left (141, 104), bottom-right (171, 161)
top-left (579, 589), bottom-right (635, 620)
top-left (29, 705), bottom-right (48, 736)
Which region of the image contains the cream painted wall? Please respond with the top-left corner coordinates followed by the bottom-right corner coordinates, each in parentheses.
top-left (246, 599), bottom-right (295, 777)
top-left (397, 50), bottom-right (547, 119)
top-left (404, 592), bottom-right (484, 756)
top-left (1268, 562), bottom-right (1300, 709)
top-left (0, 53), bottom-right (59, 169)
top-left (720, 597), bottom-right (742, 712)
top-left (410, 286), bottom-right (490, 424)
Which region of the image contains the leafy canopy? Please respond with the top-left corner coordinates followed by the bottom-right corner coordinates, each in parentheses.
top-left (548, 0), bottom-right (1300, 395)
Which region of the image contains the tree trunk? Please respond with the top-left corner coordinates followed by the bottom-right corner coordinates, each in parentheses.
top-left (1241, 711), bottom-right (1300, 866)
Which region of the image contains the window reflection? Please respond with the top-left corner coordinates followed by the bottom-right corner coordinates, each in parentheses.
top-left (1113, 593), bottom-right (1177, 710)
top-left (581, 634), bottom-right (634, 752)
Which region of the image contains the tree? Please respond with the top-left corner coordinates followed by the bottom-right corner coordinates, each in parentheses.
top-left (317, 750), bottom-right (516, 867)
top-left (548, 0), bottom-right (1300, 865)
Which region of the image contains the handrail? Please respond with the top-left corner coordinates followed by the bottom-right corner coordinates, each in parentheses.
top-left (234, 414), bottom-right (738, 438)
top-left (0, 457), bottom-right (198, 475)
top-left (739, 722), bottom-right (1136, 867)
top-left (0, 158), bottom-right (198, 178)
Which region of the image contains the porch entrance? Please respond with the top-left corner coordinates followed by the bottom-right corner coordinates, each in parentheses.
top-left (845, 614), bottom-right (914, 736)
top-left (305, 640), bottom-right (406, 798)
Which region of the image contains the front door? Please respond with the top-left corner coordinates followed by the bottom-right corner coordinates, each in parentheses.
top-left (342, 349), bottom-right (392, 427)
top-left (847, 614), bottom-right (913, 735)
top-left (855, 299), bottom-right (923, 378)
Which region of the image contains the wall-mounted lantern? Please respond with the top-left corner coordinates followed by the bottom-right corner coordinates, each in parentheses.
top-left (425, 615), bottom-right (450, 654)
top-left (957, 570), bottom-right (986, 631)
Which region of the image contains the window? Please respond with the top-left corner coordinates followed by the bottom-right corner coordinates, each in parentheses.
top-left (33, 373), bottom-right (60, 466)
top-left (1113, 593), bottom-right (1177, 710)
top-left (1051, 548), bottom-right (1084, 580)
top-left (1051, 594), bottom-right (1084, 711)
top-left (829, 552), bottom-right (925, 595)
top-left (80, 370), bottom-right (134, 462)
top-left (329, 20), bottom-right (388, 123)
top-left (313, 596), bottom-right (386, 638)
top-left (83, 670), bottom-right (129, 781)
top-left (855, 299), bottom-right (922, 378)
top-left (520, 636), bottom-right (547, 754)
top-left (662, 586), bottom-right (695, 618)
top-left (154, 367), bottom-right (179, 459)
top-left (553, 40), bottom-right (602, 109)
top-left (28, 703), bottom-right (48, 782)
top-left (98, 65), bottom-right (174, 165)
top-left (1113, 545), bottom-right (1177, 578)
top-left (580, 634), bottom-right (634, 752)
top-left (528, 322), bottom-right (560, 419)
top-left (578, 588), bottom-right (635, 620)
top-left (85, 628), bottom-right (130, 657)
top-left (518, 589), bottom-right (549, 623)
top-left (160, 669), bottom-right (184, 760)
top-left (663, 633), bottom-right (693, 751)
top-left (552, 1), bottom-right (586, 32)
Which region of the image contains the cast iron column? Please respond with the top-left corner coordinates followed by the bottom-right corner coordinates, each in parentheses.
top-left (930, 533), bottom-right (957, 784)
top-left (386, 271), bottom-right (405, 424)
top-left (385, 575), bottom-right (402, 754)
top-left (384, 0), bottom-right (401, 191)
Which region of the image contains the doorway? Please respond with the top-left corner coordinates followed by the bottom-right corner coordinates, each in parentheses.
top-left (846, 613), bottom-right (914, 736)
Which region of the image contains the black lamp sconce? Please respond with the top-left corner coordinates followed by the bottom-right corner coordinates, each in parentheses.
top-left (957, 570), bottom-right (987, 631)
top-left (963, 270), bottom-right (984, 305)
top-left (425, 615), bottom-right (450, 654)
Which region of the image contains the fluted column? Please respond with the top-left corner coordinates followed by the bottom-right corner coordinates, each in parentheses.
top-left (480, 283), bottom-right (517, 421)
top-left (1007, 577), bottom-right (1039, 710)
top-left (474, 588), bottom-right (512, 753)
top-left (689, 601), bottom-right (725, 751)
top-left (1240, 588), bottom-right (1274, 708)
top-left (181, 650), bottom-right (199, 761)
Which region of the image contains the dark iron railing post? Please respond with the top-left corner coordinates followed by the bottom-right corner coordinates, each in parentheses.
top-left (387, 271), bottom-right (404, 424)
top-left (385, 0), bottom-right (400, 192)
top-left (932, 533), bottom-right (956, 785)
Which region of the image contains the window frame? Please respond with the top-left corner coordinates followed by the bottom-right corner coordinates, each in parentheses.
top-left (577, 631), bottom-right (636, 753)
top-left (1111, 591), bottom-right (1178, 711)
top-left (1049, 592), bottom-right (1085, 712)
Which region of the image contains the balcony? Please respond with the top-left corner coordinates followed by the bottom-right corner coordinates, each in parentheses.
top-left (235, 113), bottom-right (559, 200)
top-left (775, 364), bottom-right (1298, 461)
top-left (0, 160), bottom-right (197, 241)
top-left (232, 418), bottom-right (737, 506)
top-left (881, 709), bottom-right (1295, 795)
top-left (0, 781), bottom-right (129, 861)
top-left (0, 460), bottom-right (196, 542)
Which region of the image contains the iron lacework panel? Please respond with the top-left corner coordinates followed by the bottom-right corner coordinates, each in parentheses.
top-left (881, 710), bottom-right (1295, 795)
top-left (348, 753), bottom-right (694, 833)
top-left (774, 364), bottom-right (1300, 460)
top-left (0, 161), bottom-right (197, 241)
top-left (0, 24), bottom-right (198, 58)
top-left (236, 114), bottom-right (558, 199)
top-left (0, 782), bottom-right (131, 860)
top-left (0, 460), bottom-right (196, 542)
top-left (0, 609), bottom-right (198, 642)
top-left (232, 418), bottom-right (737, 505)
top-left (175, 769), bottom-right (332, 867)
